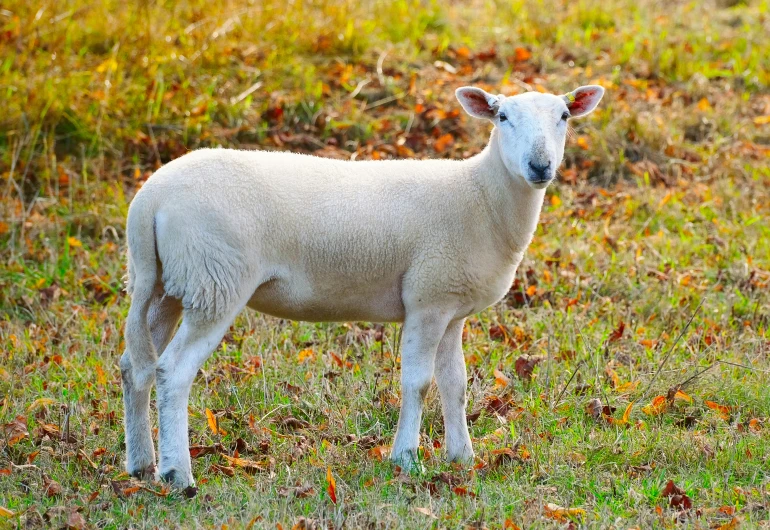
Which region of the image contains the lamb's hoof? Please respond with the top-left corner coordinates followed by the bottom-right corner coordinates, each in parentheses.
top-left (128, 463), bottom-right (156, 482)
top-left (160, 468), bottom-right (196, 496)
top-left (390, 450), bottom-right (425, 474)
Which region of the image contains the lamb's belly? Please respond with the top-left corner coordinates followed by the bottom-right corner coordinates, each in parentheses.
top-left (246, 273), bottom-right (406, 323)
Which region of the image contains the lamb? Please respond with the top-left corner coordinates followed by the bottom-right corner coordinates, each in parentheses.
top-left (121, 84), bottom-right (605, 490)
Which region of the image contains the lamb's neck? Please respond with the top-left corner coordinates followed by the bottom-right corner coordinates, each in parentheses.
top-left (465, 128), bottom-right (547, 255)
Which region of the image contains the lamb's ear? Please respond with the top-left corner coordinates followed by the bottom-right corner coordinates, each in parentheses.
top-left (563, 85), bottom-right (605, 118)
top-left (455, 87), bottom-right (500, 120)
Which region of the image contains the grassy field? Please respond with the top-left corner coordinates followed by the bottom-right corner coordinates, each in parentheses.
top-left (1, 0), bottom-right (770, 528)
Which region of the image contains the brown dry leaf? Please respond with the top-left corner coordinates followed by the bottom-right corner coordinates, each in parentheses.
top-left (452, 486), bottom-right (476, 497)
top-left (3, 416), bottom-right (28, 446)
top-left (605, 366), bottom-right (621, 388)
top-left (189, 443), bottom-right (225, 458)
top-left (705, 400), bottom-right (730, 420)
top-left (210, 463), bottom-right (235, 477)
top-left (543, 503), bottom-right (586, 522)
top-left (514, 356), bottom-right (542, 382)
top-left (66, 510), bottom-right (86, 530)
top-left (608, 321), bottom-right (625, 342)
top-left (43, 477), bottom-right (62, 497)
top-left (642, 395), bottom-right (668, 416)
top-left (220, 454), bottom-right (266, 474)
top-left (662, 480), bottom-right (692, 510)
top-left (326, 467), bottom-right (337, 504)
top-left (586, 398), bottom-right (603, 420)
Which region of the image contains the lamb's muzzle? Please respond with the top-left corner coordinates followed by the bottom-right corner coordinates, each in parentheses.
top-left (121, 84), bottom-right (604, 489)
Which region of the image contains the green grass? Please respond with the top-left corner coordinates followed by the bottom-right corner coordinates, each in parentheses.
top-left (1, 0), bottom-right (770, 528)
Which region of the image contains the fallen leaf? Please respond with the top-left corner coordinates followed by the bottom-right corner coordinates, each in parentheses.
top-left (2, 416), bottom-right (28, 446)
top-left (433, 133), bottom-right (454, 153)
top-left (543, 503), bottom-right (586, 522)
top-left (748, 418), bottom-right (761, 433)
top-left (452, 486), bottom-right (476, 497)
top-left (297, 349), bottom-right (314, 363)
top-left (662, 480), bottom-right (692, 510)
top-left (189, 443), bottom-right (225, 458)
top-left (615, 380), bottom-right (640, 393)
top-left (0, 506), bottom-right (14, 517)
top-left (754, 115), bottom-right (770, 125)
top-left (66, 511), bottom-right (86, 530)
top-left (326, 467), bottom-right (337, 504)
top-left (368, 445), bottom-right (389, 461)
top-left (512, 47), bottom-right (531, 62)
top-left (220, 454), bottom-right (266, 474)
top-left (414, 507), bottom-right (437, 518)
top-left (608, 321), bottom-right (625, 342)
top-left (27, 398), bottom-right (56, 412)
top-left (210, 463), bottom-right (235, 477)
top-left (705, 400), bottom-right (730, 420)
top-left (716, 517), bottom-right (740, 530)
top-left (43, 476), bottom-right (62, 497)
top-left (503, 519), bottom-right (522, 530)
top-left (514, 356), bottom-right (542, 382)
top-left (205, 408), bottom-right (226, 436)
top-left (493, 368), bottom-right (511, 387)
top-left (642, 395), bottom-right (668, 416)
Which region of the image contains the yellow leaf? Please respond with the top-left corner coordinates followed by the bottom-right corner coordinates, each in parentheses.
top-left (673, 389), bottom-right (692, 403)
top-left (67, 237), bottom-right (82, 248)
top-left (96, 57), bottom-right (118, 73)
top-left (0, 506), bottom-right (14, 517)
top-left (297, 349), bottom-right (314, 363)
top-left (205, 408), bottom-right (226, 435)
top-left (753, 115), bottom-right (770, 125)
top-left (27, 398), bottom-right (56, 412)
top-left (642, 395), bottom-right (668, 416)
top-left (95, 364), bottom-right (107, 386)
top-left (544, 503), bottom-right (586, 522)
top-left (615, 380), bottom-right (640, 393)
top-left (576, 136), bottom-right (590, 150)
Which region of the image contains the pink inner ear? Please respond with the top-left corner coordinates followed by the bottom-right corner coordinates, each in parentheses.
top-left (569, 89), bottom-right (598, 114)
top-left (464, 91), bottom-right (492, 116)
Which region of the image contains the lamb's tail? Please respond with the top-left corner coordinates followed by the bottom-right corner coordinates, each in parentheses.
top-left (124, 193), bottom-right (160, 389)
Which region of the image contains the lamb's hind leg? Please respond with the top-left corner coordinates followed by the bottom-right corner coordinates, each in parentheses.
top-left (155, 300), bottom-right (247, 490)
top-left (121, 291), bottom-right (182, 480)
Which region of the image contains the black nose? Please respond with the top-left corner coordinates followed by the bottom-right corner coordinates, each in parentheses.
top-left (528, 161), bottom-right (551, 180)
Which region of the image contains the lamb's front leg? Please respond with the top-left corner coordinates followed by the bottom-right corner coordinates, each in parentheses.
top-left (391, 310), bottom-right (453, 469)
top-left (434, 318), bottom-right (473, 462)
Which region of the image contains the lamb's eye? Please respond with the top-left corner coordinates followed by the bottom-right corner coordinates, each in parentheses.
top-left (499, 113), bottom-right (507, 122)
top-left (561, 111), bottom-right (570, 121)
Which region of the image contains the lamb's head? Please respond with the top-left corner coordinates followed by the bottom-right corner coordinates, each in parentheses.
top-left (456, 85), bottom-right (604, 189)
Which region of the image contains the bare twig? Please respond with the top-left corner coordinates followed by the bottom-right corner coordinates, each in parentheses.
top-left (640, 298), bottom-right (705, 399)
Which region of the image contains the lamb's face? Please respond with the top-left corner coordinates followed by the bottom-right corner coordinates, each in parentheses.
top-left (456, 85), bottom-right (605, 190)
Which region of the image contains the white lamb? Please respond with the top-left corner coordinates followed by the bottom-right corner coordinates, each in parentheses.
top-left (121, 85), bottom-right (605, 490)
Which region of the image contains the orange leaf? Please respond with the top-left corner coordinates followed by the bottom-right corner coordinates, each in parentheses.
top-left (434, 133), bottom-right (454, 153)
top-left (368, 446), bottom-right (389, 461)
top-left (754, 115), bottom-right (770, 125)
top-left (748, 418), bottom-right (761, 433)
top-left (605, 366), bottom-right (620, 388)
top-left (513, 47), bottom-right (531, 62)
top-left (697, 97), bottom-right (712, 111)
top-left (493, 369), bottom-right (511, 387)
top-left (504, 520), bottom-right (522, 530)
top-left (220, 454), bottom-right (265, 473)
top-left (297, 349), bottom-right (314, 363)
top-left (673, 390), bottom-right (692, 403)
top-left (0, 506), bottom-right (15, 517)
top-left (543, 503), bottom-right (586, 522)
top-left (705, 400), bottom-right (730, 420)
top-left (642, 395), bottom-right (668, 416)
top-left (326, 467), bottom-right (337, 504)
top-left (205, 408), bottom-right (225, 435)
top-left (716, 517), bottom-right (739, 530)
top-left (615, 380), bottom-right (640, 393)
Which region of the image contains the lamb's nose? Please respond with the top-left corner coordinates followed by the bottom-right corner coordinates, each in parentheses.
top-left (528, 161), bottom-right (551, 180)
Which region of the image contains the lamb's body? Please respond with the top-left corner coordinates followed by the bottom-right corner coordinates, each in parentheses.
top-left (129, 146), bottom-right (531, 324)
top-left (120, 85), bottom-right (603, 491)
